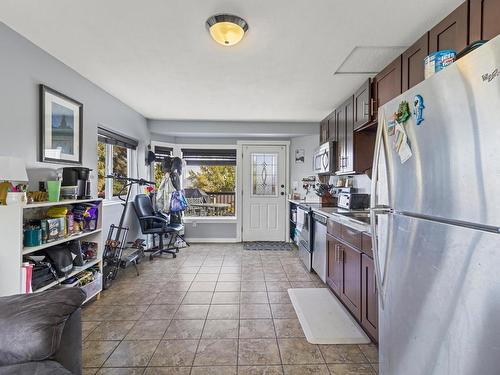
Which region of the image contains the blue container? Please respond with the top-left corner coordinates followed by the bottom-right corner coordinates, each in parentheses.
top-left (24, 228), bottom-right (42, 247)
top-left (425, 49), bottom-right (456, 78)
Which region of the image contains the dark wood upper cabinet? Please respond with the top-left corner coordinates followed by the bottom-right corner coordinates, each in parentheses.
top-left (319, 119), bottom-right (328, 144)
top-left (327, 110), bottom-right (337, 142)
top-left (429, 2), bottom-right (468, 54)
top-left (353, 79), bottom-right (372, 130)
top-left (402, 33), bottom-right (429, 91)
top-left (373, 56), bottom-right (402, 111)
top-left (340, 244), bottom-right (362, 321)
top-left (361, 254), bottom-right (378, 342)
top-left (344, 97), bottom-right (355, 173)
top-left (470, 0), bottom-right (500, 42)
top-left (336, 106), bottom-right (346, 173)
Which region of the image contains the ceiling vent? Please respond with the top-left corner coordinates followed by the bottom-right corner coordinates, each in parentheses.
top-left (334, 46), bottom-right (407, 75)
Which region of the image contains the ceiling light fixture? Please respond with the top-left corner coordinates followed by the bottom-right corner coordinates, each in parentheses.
top-left (206, 14), bottom-right (249, 46)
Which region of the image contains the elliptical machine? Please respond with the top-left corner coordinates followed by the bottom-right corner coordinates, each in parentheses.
top-left (102, 174), bottom-right (155, 289)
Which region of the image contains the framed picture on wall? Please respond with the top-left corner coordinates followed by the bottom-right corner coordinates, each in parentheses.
top-left (295, 148), bottom-right (305, 164)
top-left (40, 84), bottom-right (83, 164)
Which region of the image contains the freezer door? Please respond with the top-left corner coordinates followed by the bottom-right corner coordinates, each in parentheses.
top-left (377, 36), bottom-right (500, 227)
top-left (377, 213), bottom-right (500, 375)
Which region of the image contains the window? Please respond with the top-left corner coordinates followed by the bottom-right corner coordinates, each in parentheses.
top-left (97, 127), bottom-right (137, 199)
top-left (152, 145), bottom-right (173, 187)
top-left (181, 148), bottom-right (237, 217)
top-left (251, 153), bottom-right (278, 196)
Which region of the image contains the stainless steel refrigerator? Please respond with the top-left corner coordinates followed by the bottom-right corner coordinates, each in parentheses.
top-left (370, 35), bottom-right (500, 375)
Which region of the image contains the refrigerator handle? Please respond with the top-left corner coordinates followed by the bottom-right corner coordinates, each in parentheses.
top-left (370, 209), bottom-right (386, 309)
top-left (370, 110), bottom-right (390, 210)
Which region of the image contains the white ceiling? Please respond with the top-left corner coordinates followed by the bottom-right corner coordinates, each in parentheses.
top-left (0, 0), bottom-right (462, 122)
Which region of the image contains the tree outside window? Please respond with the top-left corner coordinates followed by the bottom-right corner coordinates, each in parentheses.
top-left (182, 148), bottom-right (237, 217)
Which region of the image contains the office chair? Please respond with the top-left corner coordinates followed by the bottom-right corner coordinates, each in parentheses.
top-left (133, 194), bottom-right (181, 260)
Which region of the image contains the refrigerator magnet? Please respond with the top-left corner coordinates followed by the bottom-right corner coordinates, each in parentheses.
top-left (413, 95), bottom-right (425, 125)
top-left (387, 118), bottom-right (396, 136)
top-left (396, 101), bottom-right (411, 123)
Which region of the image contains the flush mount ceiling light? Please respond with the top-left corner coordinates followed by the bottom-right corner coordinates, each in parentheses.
top-left (206, 14), bottom-right (249, 46)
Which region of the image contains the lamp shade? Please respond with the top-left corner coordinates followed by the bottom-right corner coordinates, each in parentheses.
top-left (206, 14), bottom-right (248, 46)
top-left (0, 156), bottom-right (28, 182)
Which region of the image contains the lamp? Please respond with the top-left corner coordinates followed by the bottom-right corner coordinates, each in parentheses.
top-left (206, 14), bottom-right (249, 46)
top-left (0, 156), bottom-right (29, 205)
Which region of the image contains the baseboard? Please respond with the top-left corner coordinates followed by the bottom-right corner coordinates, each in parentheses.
top-left (184, 237), bottom-right (240, 243)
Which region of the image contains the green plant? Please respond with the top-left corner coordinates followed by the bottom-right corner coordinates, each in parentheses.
top-left (188, 165), bottom-right (235, 192)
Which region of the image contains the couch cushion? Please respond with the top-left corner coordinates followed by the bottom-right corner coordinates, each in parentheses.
top-left (0, 288), bottom-right (86, 366)
top-left (0, 360), bottom-right (72, 375)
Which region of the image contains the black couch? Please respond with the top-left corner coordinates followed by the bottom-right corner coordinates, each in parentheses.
top-left (0, 288), bottom-right (86, 375)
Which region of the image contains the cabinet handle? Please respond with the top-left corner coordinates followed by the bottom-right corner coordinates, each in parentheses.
top-left (370, 98), bottom-right (376, 116)
top-left (363, 102), bottom-right (369, 117)
top-left (373, 272), bottom-right (377, 295)
top-left (335, 245), bottom-right (339, 263)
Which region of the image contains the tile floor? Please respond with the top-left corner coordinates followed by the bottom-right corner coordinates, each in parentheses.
top-left (82, 243), bottom-right (378, 375)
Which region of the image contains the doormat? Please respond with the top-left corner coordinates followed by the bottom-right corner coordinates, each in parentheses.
top-left (289, 288), bottom-right (371, 344)
top-left (244, 241), bottom-right (295, 251)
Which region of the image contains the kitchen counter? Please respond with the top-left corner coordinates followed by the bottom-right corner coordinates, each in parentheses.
top-left (289, 199), bottom-right (371, 233)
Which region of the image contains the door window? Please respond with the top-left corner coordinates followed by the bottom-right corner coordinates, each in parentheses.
top-left (251, 153), bottom-right (278, 196)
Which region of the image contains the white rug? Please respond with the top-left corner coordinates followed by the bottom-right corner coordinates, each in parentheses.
top-left (288, 288), bottom-right (371, 344)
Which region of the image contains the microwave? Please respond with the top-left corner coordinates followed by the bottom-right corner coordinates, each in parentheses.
top-left (313, 141), bottom-right (336, 175)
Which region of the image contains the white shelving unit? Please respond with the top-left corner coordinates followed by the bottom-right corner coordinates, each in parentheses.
top-left (0, 199), bottom-right (103, 301)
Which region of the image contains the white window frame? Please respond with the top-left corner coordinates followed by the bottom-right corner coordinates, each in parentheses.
top-left (99, 142), bottom-right (134, 201)
top-left (150, 141), bottom-right (239, 223)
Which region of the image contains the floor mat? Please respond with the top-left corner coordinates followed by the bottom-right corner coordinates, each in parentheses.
top-left (243, 241), bottom-right (295, 251)
top-left (288, 288), bottom-right (371, 344)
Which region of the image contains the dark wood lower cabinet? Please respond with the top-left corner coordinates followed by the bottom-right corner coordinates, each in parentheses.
top-left (361, 254), bottom-right (379, 340)
top-left (327, 234), bottom-right (342, 295)
top-left (340, 244), bottom-right (362, 321)
top-left (327, 225), bottom-right (378, 343)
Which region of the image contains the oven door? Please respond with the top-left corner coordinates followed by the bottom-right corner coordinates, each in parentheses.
top-left (299, 241), bottom-right (312, 272)
top-left (297, 207), bottom-right (311, 244)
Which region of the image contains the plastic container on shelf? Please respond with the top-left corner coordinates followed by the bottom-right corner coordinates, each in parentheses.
top-left (80, 272), bottom-right (102, 299)
top-left (424, 50), bottom-right (456, 79)
top-left (47, 181), bottom-right (61, 202)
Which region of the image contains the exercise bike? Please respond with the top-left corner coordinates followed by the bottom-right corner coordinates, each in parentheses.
top-left (102, 174), bottom-right (155, 289)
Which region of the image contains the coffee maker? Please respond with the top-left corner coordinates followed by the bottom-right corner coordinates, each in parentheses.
top-left (62, 167), bottom-right (92, 199)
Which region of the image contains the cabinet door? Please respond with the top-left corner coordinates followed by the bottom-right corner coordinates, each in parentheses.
top-left (373, 56), bottom-right (402, 111)
top-left (353, 79), bottom-right (371, 130)
top-left (340, 244), bottom-right (362, 321)
top-left (361, 254), bottom-right (378, 342)
top-left (402, 33), bottom-right (429, 91)
top-left (327, 235), bottom-right (342, 295)
top-left (344, 97), bottom-right (355, 173)
top-left (320, 120), bottom-right (328, 144)
top-left (429, 2), bottom-right (468, 54)
top-left (470, 0), bottom-right (500, 41)
top-left (327, 111), bottom-right (337, 142)
top-left (336, 107), bottom-right (346, 173)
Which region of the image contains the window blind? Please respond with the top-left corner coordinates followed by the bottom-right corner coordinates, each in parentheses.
top-left (154, 146), bottom-right (174, 162)
top-left (181, 148), bottom-right (237, 166)
top-left (97, 127), bottom-right (138, 149)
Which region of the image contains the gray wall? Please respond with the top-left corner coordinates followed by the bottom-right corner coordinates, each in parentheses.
top-left (0, 22), bottom-right (150, 242)
top-left (290, 134), bottom-right (321, 200)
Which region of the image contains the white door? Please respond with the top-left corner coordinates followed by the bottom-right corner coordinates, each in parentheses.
top-left (242, 145), bottom-right (287, 241)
